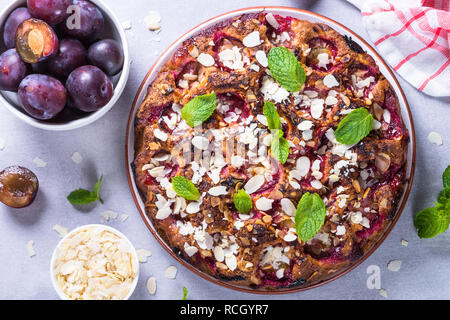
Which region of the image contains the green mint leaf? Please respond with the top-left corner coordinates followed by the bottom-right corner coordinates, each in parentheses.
top-left (267, 47), bottom-right (306, 92)
top-left (443, 166), bottom-right (450, 188)
top-left (181, 92), bottom-right (217, 127)
top-left (438, 187), bottom-right (450, 204)
top-left (295, 192), bottom-right (327, 242)
top-left (335, 108), bottom-right (374, 145)
top-left (271, 130), bottom-right (290, 164)
top-left (181, 286), bottom-right (188, 300)
top-left (233, 189), bottom-right (252, 214)
top-left (172, 176), bottom-right (201, 201)
top-left (67, 189), bottom-right (98, 205)
top-left (414, 207), bottom-right (450, 239)
top-left (67, 176), bottom-right (104, 205)
top-left (263, 101), bottom-right (280, 130)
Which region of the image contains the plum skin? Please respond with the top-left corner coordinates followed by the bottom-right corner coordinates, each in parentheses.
top-left (66, 65), bottom-right (113, 112)
top-left (18, 74), bottom-right (67, 120)
top-left (88, 39), bottom-right (124, 76)
top-left (61, 0), bottom-right (104, 43)
top-left (3, 7), bottom-right (32, 49)
top-left (0, 49), bottom-right (30, 92)
top-left (0, 166), bottom-right (39, 209)
top-left (27, 0), bottom-right (72, 25)
top-left (47, 38), bottom-right (87, 80)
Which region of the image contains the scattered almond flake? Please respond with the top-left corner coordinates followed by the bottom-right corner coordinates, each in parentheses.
top-left (255, 197), bottom-right (274, 211)
top-left (283, 233), bottom-right (297, 242)
top-left (323, 74), bottom-right (339, 88)
top-left (231, 155), bottom-right (245, 168)
top-left (26, 240), bottom-right (36, 257)
top-left (33, 157), bottom-right (47, 168)
top-left (383, 109), bottom-right (391, 124)
top-left (250, 64), bottom-right (260, 72)
top-left (71, 152), bottom-right (83, 164)
top-left (144, 11), bottom-right (161, 31)
top-left (243, 31), bottom-right (261, 47)
top-left (184, 243), bottom-right (198, 257)
top-left (101, 210), bottom-right (119, 221)
top-left (244, 174), bottom-right (265, 194)
top-left (136, 249), bottom-right (152, 262)
top-left (387, 259), bottom-right (402, 272)
top-left (208, 186), bottom-right (228, 196)
top-left (336, 225), bottom-right (346, 236)
top-left (154, 128), bottom-right (168, 141)
top-left (120, 214), bottom-right (129, 222)
top-left (311, 180), bottom-right (323, 190)
top-left (197, 53), bottom-right (215, 67)
top-left (296, 156), bottom-right (311, 177)
top-left (276, 268), bottom-right (285, 279)
top-left (297, 120), bottom-right (313, 131)
top-left (191, 136), bottom-right (209, 150)
top-left (165, 266), bottom-right (177, 279)
top-left (121, 20), bottom-right (132, 30)
top-left (317, 53), bottom-right (330, 69)
top-left (280, 198), bottom-right (296, 216)
top-left (189, 46), bottom-right (199, 58)
top-left (310, 99), bottom-right (324, 119)
top-left (401, 239), bottom-right (408, 247)
top-left (325, 95), bottom-right (338, 105)
top-left (302, 130), bottom-right (313, 141)
top-left (266, 13), bottom-right (280, 29)
top-left (260, 76), bottom-right (290, 103)
top-left (0, 138), bottom-right (5, 150)
top-left (373, 119), bottom-right (382, 130)
top-left (225, 255), bottom-right (237, 271)
top-left (255, 50), bottom-right (268, 67)
top-left (146, 277), bottom-right (156, 295)
top-left (428, 132), bottom-right (443, 145)
top-left (379, 289), bottom-right (388, 298)
top-left (53, 224), bottom-right (69, 238)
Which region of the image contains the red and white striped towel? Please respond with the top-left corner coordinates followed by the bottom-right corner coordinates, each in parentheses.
top-left (347, 0), bottom-right (449, 97)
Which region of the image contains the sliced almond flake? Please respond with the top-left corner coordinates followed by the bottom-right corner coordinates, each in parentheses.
top-left (255, 197), bottom-right (273, 211)
top-left (297, 120), bottom-right (313, 131)
top-left (383, 109), bottom-right (391, 124)
top-left (144, 11), bottom-right (161, 31)
top-left (208, 186), bottom-right (228, 196)
top-left (243, 31), bottom-right (261, 47)
top-left (379, 289), bottom-right (388, 298)
top-left (121, 20), bottom-right (132, 30)
top-left (323, 74), bottom-right (339, 88)
top-left (33, 157), bottom-right (47, 168)
top-left (244, 175), bottom-right (265, 194)
top-left (146, 277), bottom-right (157, 295)
top-left (192, 136), bottom-right (209, 150)
top-left (165, 266), bottom-right (177, 279)
top-left (280, 198), bottom-right (296, 216)
top-left (101, 210), bottom-right (119, 221)
top-left (283, 233), bottom-right (297, 242)
top-left (71, 152), bottom-right (83, 164)
top-left (53, 224), bottom-right (69, 238)
top-left (296, 156), bottom-right (311, 177)
top-left (26, 240), bottom-right (36, 257)
top-left (136, 249), bottom-right (152, 263)
top-left (401, 239), bottom-right (408, 247)
top-left (225, 255), bottom-right (237, 271)
top-left (428, 132), bottom-right (443, 145)
top-left (0, 138), bottom-right (5, 150)
top-left (197, 53), bottom-right (215, 67)
top-left (311, 180), bottom-right (323, 190)
top-left (387, 259), bottom-right (402, 272)
top-left (120, 214), bottom-right (129, 222)
top-left (266, 13), bottom-right (280, 29)
top-left (184, 243), bottom-right (198, 257)
top-left (310, 99), bottom-right (324, 119)
top-left (154, 128), bottom-right (168, 141)
top-left (255, 50), bottom-right (268, 67)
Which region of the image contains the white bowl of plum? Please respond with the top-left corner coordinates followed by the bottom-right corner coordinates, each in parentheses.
top-left (0, 0), bottom-right (130, 131)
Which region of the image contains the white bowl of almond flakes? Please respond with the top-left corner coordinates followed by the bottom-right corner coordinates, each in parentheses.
top-left (50, 224), bottom-right (139, 300)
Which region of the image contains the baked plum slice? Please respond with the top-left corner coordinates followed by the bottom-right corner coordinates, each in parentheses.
top-left (0, 166), bottom-right (39, 208)
top-left (212, 33), bottom-right (247, 71)
top-left (175, 61), bottom-right (200, 89)
top-left (306, 37), bottom-right (338, 71)
top-left (264, 14), bottom-right (293, 44)
top-left (15, 18), bottom-right (59, 64)
top-left (216, 92), bottom-right (250, 121)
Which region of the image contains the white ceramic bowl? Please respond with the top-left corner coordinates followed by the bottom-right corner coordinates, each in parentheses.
top-left (125, 7), bottom-right (416, 294)
top-left (0, 0), bottom-right (130, 131)
top-left (50, 224), bottom-right (139, 300)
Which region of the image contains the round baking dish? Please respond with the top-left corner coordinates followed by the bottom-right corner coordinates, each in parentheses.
top-left (125, 6), bottom-right (416, 294)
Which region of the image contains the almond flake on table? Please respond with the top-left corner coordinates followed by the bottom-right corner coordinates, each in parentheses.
top-left (26, 240), bottom-right (36, 257)
top-left (120, 214), bottom-right (129, 222)
top-left (121, 20), bottom-right (132, 30)
top-left (144, 11), bottom-right (161, 31)
top-left (401, 239), bottom-right (408, 247)
top-left (379, 289), bottom-right (388, 298)
top-left (33, 157), bottom-right (47, 168)
top-left (101, 210), bottom-right (119, 221)
top-left (146, 277), bottom-right (157, 295)
top-left (428, 131), bottom-right (443, 145)
top-left (71, 152), bottom-right (83, 164)
top-left (165, 266), bottom-right (177, 279)
top-left (136, 249), bottom-right (152, 263)
top-left (387, 259), bottom-right (402, 272)
top-left (0, 138), bottom-right (5, 150)
top-left (53, 224), bottom-right (69, 238)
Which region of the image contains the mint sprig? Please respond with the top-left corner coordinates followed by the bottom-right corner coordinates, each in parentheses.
top-left (335, 108), bottom-right (374, 145)
top-left (414, 165), bottom-right (450, 238)
top-left (263, 101), bottom-right (280, 131)
top-left (233, 189), bottom-right (252, 214)
top-left (267, 47), bottom-right (306, 92)
top-left (295, 192), bottom-right (326, 242)
top-left (172, 176), bottom-right (200, 201)
top-left (271, 130), bottom-right (290, 164)
top-left (181, 92), bottom-right (217, 127)
top-left (67, 176), bottom-right (104, 205)
top-left (181, 286), bottom-right (188, 300)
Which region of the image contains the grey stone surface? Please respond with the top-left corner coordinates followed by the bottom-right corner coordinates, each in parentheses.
top-left (0, 0), bottom-right (449, 300)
